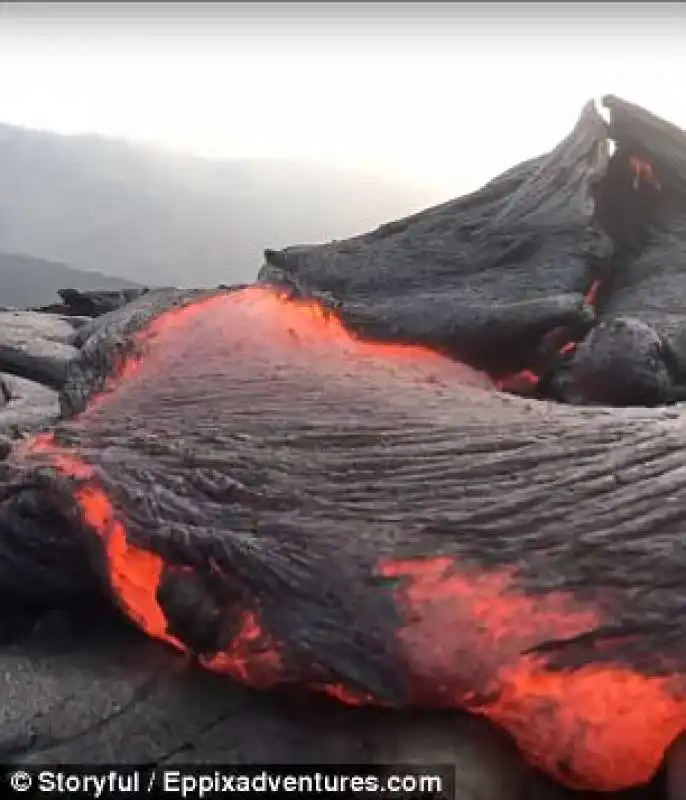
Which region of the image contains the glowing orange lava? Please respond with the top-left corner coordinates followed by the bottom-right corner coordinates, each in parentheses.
top-left (66, 285), bottom-right (493, 421)
top-left (200, 610), bottom-right (284, 689)
top-left (318, 684), bottom-right (381, 707)
top-left (381, 556), bottom-right (685, 790)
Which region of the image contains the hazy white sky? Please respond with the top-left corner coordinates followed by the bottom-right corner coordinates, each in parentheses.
top-left (0, 2), bottom-right (684, 196)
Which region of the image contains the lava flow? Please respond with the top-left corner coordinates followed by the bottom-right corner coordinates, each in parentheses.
top-left (20, 285), bottom-right (488, 687)
top-left (14, 284), bottom-right (686, 793)
top-left (381, 556), bottom-right (686, 791)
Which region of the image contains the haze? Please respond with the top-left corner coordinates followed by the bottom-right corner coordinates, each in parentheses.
top-left (1, 2), bottom-right (684, 199)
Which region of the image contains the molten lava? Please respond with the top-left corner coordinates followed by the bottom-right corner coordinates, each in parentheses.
top-left (23, 286), bottom-right (490, 686)
top-left (382, 556), bottom-right (684, 791)
top-left (17, 285), bottom-right (686, 792)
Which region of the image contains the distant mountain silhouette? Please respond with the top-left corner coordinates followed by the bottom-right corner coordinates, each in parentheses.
top-left (0, 123), bottom-right (440, 288)
top-left (0, 252), bottom-right (140, 309)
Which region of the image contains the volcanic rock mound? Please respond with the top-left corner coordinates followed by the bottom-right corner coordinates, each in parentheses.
top-left (260, 95), bottom-right (686, 410)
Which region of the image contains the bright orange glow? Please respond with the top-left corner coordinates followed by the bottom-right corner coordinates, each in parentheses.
top-left (381, 556), bottom-right (685, 790)
top-left (486, 657), bottom-right (682, 791)
top-left (91, 286), bottom-right (492, 401)
top-left (200, 609), bottom-right (284, 689)
top-left (47, 285), bottom-right (493, 428)
top-left (319, 684), bottom-right (381, 707)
